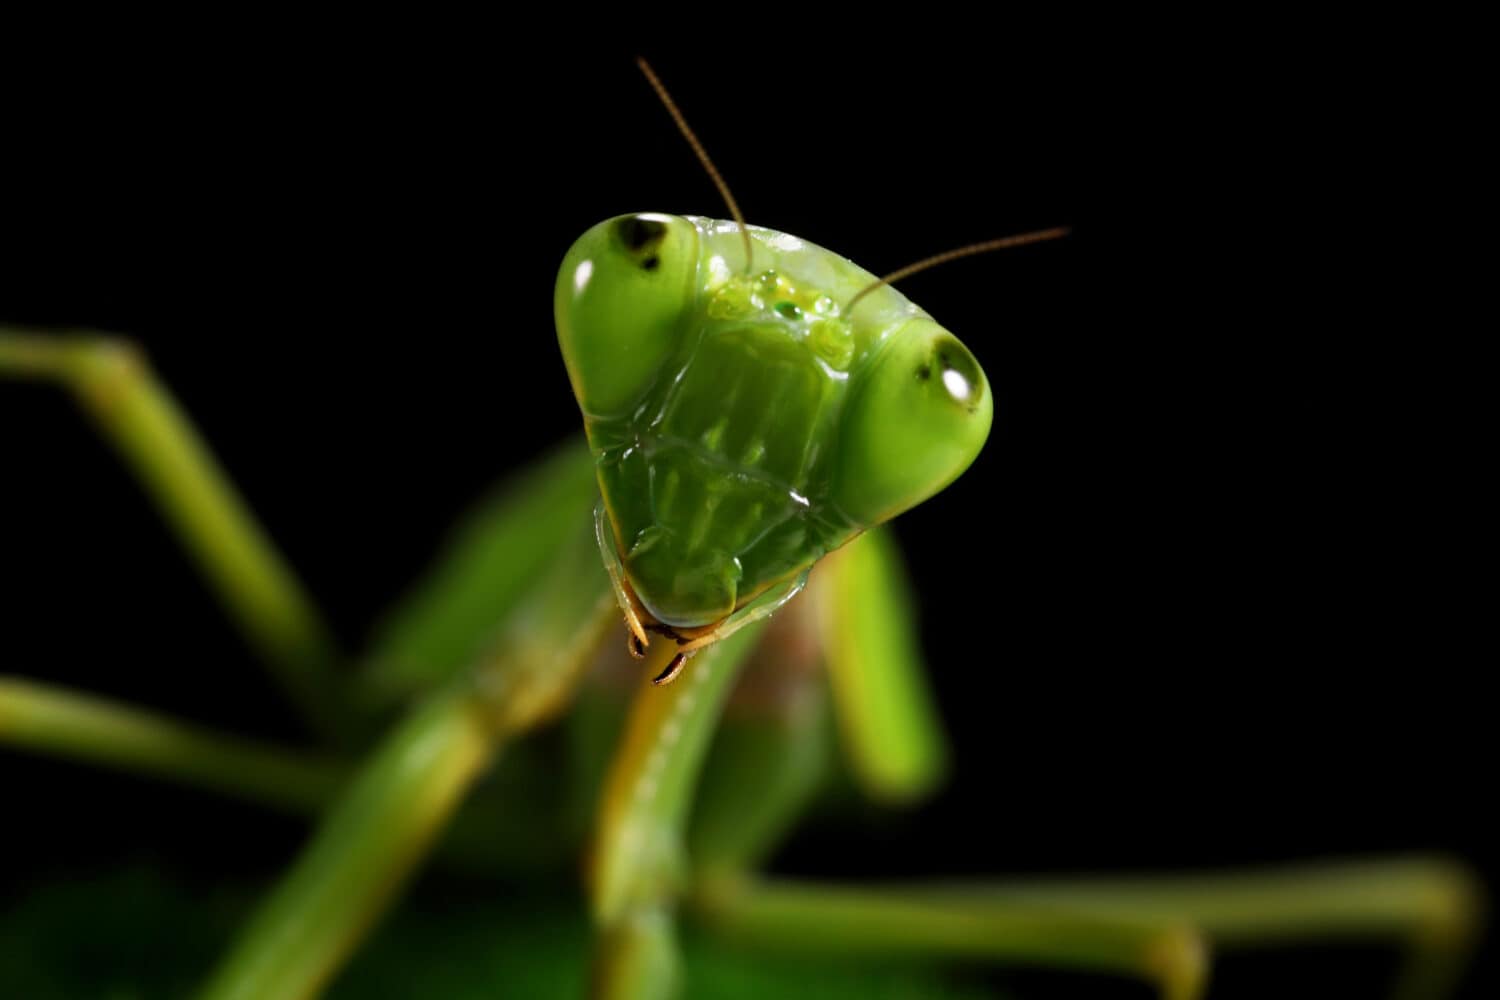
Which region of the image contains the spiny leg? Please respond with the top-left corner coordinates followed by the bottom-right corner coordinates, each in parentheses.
top-left (0, 328), bottom-right (343, 736)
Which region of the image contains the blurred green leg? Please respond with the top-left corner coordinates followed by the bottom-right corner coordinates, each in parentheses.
top-left (0, 675), bottom-right (344, 813)
top-left (915, 858), bottom-right (1482, 1000)
top-left (696, 857), bottom-right (1483, 1000)
top-left (684, 601), bottom-right (1207, 998)
top-left (813, 527), bottom-right (947, 804)
top-left (0, 329), bottom-right (342, 736)
top-left (591, 907), bottom-right (681, 1000)
top-left (696, 877), bottom-right (1208, 1000)
top-left (196, 520), bottom-right (616, 1000)
top-left (360, 436), bottom-right (599, 707)
top-left (195, 682), bottom-right (494, 1000)
top-left (589, 623), bottom-right (767, 1000)
top-left (0, 673), bottom-right (574, 873)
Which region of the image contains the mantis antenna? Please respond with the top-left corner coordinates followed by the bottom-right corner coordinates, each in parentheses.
top-left (845, 227), bottom-right (1072, 315)
top-left (636, 56), bottom-right (755, 272)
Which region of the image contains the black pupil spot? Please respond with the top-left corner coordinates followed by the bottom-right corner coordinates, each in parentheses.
top-left (775, 301), bottom-right (801, 319)
top-left (916, 364), bottom-right (932, 381)
top-left (616, 216), bottom-right (668, 260)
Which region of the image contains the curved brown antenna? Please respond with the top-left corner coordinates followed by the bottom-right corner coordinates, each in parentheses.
top-left (845, 227), bottom-right (1071, 315)
top-left (636, 56), bottom-right (754, 271)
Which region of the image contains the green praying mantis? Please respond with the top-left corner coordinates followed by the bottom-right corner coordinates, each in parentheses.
top-left (0, 58), bottom-right (1484, 999)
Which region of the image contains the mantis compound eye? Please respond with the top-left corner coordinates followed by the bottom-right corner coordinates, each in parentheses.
top-left (932, 337), bottom-right (984, 408)
top-left (831, 320), bottom-right (993, 527)
top-left (614, 215), bottom-right (668, 271)
top-left (555, 213), bottom-right (700, 418)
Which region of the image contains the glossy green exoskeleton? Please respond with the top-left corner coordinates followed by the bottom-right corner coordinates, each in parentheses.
top-left (556, 214), bottom-right (991, 673)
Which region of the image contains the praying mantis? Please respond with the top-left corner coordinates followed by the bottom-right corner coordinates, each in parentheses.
top-left (0, 53), bottom-right (1485, 999)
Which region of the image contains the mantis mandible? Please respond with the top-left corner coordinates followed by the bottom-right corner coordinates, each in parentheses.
top-left (0, 56), bottom-right (1482, 1000)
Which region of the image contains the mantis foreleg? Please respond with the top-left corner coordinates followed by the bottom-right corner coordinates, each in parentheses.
top-left (588, 623), bottom-right (767, 999)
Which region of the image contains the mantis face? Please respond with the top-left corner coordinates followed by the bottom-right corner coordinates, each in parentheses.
top-left (556, 213), bottom-right (992, 638)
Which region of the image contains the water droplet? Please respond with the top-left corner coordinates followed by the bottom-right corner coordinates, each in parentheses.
top-left (809, 319), bottom-right (855, 370)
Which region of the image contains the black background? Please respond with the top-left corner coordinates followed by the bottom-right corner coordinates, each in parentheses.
top-left (2, 24), bottom-right (1488, 999)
